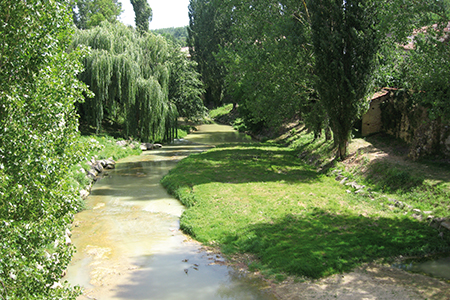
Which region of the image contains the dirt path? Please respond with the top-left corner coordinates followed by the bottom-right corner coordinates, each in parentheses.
top-left (272, 263), bottom-right (450, 300)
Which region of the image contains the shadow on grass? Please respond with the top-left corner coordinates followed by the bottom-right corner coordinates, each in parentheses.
top-left (363, 133), bottom-right (450, 192)
top-left (162, 144), bottom-right (322, 188)
top-left (222, 209), bottom-right (450, 279)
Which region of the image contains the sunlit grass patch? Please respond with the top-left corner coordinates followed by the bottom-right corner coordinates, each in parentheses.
top-left (209, 103), bottom-right (234, 119)
top-left (161, 143), bottom-right (450, 279)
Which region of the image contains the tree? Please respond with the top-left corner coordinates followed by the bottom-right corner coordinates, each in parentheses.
top-left (168, 47), bottom-right (206, 120)
top-left (131, 0), bottom-right (153, 32)
top-left (188, 0), bottom-right (230, 107)
top-left (216, 0), bottom-right (316, 131)
top-left (308, 0), bottom-right (380, 159)
top-left (72, 22), bottom-right (178, 142)
top-left (72, 0), bottom-right (122, 29)
top-left (0, 0), bottom-right (87, 298)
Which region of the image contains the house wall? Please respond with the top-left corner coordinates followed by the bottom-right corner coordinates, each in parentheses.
top-left (361, 93), bottom-right (388, 136)
top-left (361, 90), bottom-right (450, 159)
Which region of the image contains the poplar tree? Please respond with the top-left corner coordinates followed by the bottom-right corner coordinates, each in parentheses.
top-left (131, 0), bottom-right (153, 32)
top-left (1, 0), bottom-right (87, 298)
top-left (188, 0), bottom-right (230, 107)
top-left (308, 0), bottom-right (380, 159)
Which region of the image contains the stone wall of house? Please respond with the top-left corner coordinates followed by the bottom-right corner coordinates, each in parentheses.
top-left (361, 90), bottom-right (450, 160)
top-left (361, 90), bottom-right (389, 136)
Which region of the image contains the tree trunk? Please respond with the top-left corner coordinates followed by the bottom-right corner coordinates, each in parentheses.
top-left (337, 139), bottom-right (348, 160)
top-left (325, 126), bottom-right (332, 141)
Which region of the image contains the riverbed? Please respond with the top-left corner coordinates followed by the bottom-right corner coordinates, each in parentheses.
top-left (66, 124), bottom-right (275, 300)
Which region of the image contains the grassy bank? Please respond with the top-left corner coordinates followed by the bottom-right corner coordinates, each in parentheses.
top-left (161, 129), bottom-right (450, 280)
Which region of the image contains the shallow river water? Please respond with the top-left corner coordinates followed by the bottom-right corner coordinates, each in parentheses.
top-left (66, 124), bottom-right (276, 300)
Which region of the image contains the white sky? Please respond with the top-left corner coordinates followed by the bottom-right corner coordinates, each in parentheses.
top-left (119, 0), bottom-right (190, 29)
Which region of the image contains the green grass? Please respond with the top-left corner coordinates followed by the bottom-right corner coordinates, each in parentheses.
top-left (161, 142), bottom-right (450, 279)
top-left (209, 103), bottom-right (234, 119)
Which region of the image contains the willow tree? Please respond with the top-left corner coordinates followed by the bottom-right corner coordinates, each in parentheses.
top-left (72, 21), bottom-right (178, 142)
top-left (308, 0), bottom-right (380, 159)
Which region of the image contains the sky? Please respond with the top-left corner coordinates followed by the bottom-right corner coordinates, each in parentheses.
top-left (119, 0), bottom-right (190, 30)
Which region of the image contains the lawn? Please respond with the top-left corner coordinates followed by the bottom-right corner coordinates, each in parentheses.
top-left (161, 143), bottom-right (450, 279)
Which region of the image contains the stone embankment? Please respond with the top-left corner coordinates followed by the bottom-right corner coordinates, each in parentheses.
top-left (334, 171), bottom-right (450, 236)
top-left (79, 140), bottom-right (163, 200)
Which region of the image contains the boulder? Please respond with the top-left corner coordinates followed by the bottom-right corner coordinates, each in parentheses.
top-left (116, 140), bottom-right (128, 147)
top-left (104, 157), bottom-right (116, 169)
top-left (93, 162), bottom-right (103, 173)
top-left (86, 169), bottom-right (98, 180)
top-left (441, 221), bottom-right (450, 231)
top-left (80, 189), bottom-right (90, 200)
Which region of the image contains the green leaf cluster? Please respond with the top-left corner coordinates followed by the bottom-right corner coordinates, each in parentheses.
top-left (72, 0), bottom-right (123, 29)
top-left (0, 0), bottom-right (88, 298)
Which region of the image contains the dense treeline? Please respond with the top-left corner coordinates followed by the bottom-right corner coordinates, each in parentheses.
top-left (152, 27), bottom-right (189, 46)
top-left (188, 0), bottom-right (450, 159)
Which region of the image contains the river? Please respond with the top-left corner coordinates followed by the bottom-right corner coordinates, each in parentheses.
top-left (66, 124), bottom-right (276, 300)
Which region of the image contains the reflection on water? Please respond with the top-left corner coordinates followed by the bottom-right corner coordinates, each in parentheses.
top-left (182, 124), bottom-right (253, 145)
top-left (66, 124), bottom-right (275, 299)
top-left (394, 256), bottom-right (450, 280)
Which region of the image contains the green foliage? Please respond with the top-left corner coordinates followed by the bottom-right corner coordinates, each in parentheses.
top-left (308, 0), bottom-right (381, 159)
top-left (209, 104), bottom-right (233, 119)
top-left (162, 143), bottom-right (450, 279)
top-left (152, 27), bottom-right (189, 46)
top-left (168, 46), bottom-right (206, 120)
top-left (188, 0), bottom-right (230, 107)
top-left (131, 0), bottom-right (152, 33)
top-left (401, 31), bottom-right (450, 120)
top-left (216, 0), bottom-right (314, 131)
top-left (72, 22), bottom-right (178, 142)
top-left (72, 0), bottom-right (122, 29)
top-left (0, 0), bottom-right (88, 298)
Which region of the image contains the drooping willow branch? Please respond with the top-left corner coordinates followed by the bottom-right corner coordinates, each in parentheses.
top-left (71, 22), bottom-right (178, 142)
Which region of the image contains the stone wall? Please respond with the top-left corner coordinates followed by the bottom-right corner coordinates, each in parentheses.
top-left (361, 90), bottom-right (389, 136)
top-left (361, 90), bottom-right (450, 160)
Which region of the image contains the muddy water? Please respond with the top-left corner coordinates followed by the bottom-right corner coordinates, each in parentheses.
top-left (66, 124), bottom-right (274, 300)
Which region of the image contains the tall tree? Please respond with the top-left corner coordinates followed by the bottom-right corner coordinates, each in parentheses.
top-left (168, 46), bottom-right (206, 120)
top-left (1, 0), bottom-right (87, 298)
top-left (188, 0), bottom-right (230, 107)
top-left (72, 0), bottom-right (122, 29)
top-left (308, 0), bottom-right (380, 159)
top-left (131, 0), bottom-right (153, 32)
top-left (216, 0), bottom-right (316, 131)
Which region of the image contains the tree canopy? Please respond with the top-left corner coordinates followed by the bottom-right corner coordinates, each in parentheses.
top-left (309, 0), bottom-right (381, 159)
top-left (72, 0), bottom-right (122, 29)
top-left (72, 21), bottom-right (205, 140)
top-left (188, 0), bottom-right (450, 158)
top-left (131, 0), bottom-right (153, 32)
top-left (1, 0), bottom-right (87, 298)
